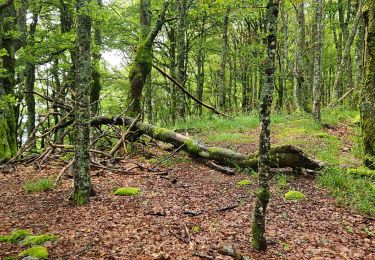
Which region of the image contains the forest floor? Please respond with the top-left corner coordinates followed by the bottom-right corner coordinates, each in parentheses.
top-left (1, 110), bottom-right (374, 259)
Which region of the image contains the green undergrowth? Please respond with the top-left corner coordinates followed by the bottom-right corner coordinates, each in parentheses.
top-left (318, 168), bottom-right (375, 216)
top-left (24, 178), bottom-right (54, 193)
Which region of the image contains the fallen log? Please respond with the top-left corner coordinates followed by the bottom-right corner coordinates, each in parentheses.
top-left (86, 116), bottom-right (322, 171)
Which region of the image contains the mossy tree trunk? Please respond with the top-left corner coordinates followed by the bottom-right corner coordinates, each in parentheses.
top-left (252, 0), bottom-right (279, 251)
top-left (72, 0), bottom-right (93, 205)
top-left (0, 1), bottom-right (18, 162)
top-left (361, 1), bottom-right (375, 169)
top-left (128, 1), bottom-right (169, 117)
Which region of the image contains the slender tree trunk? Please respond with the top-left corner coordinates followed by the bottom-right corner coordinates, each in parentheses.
top-left (361, 1), bottom-right (375, 168)
top-left (176, 0), bottom-right (187, 118)
top-left (90, 0), bottom-right (103, 115)
top-left (195, 15), bottom-right (206, 116)
top-left (219, 6), bottom-right (230, 110)
top-left (25, 12), bottom-right (39, 149)
top-left (168, 25), bottom-right (177, 123)
top-left (313, 0), bottom-right (324, 122)
top-left (252, 0), bottom-right (279, 251)
top-left (294, 2), bottom-right (309, 112)
top-left (72, 0), bottom-right (93, 205)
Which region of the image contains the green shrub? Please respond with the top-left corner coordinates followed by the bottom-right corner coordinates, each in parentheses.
top-left (24, 178), bottom-right (54, 193)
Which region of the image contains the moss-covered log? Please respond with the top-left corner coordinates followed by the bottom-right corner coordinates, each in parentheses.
top-left (89, 116), bottom-right (322, 171)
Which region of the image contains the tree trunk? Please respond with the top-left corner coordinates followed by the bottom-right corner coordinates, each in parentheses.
top-left (72, 0), bottom-right (93, 205)
top-left (219, 6), bottom-right (230, 110)
top-left (361, 1), bottom-right (375, 169)
top-left (313, 0), bottom-right (324, 122)
top-left (195, 14), bottom-right (206, 116)
top-left (72, 116), bottom-right (322, 171)
top-left (0, 1), bottom-right (17, 162)
top-left (252, 0), bottom-right (279, 251)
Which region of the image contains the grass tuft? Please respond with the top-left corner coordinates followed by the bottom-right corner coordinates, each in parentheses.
top-left (24, 178), bottom-right (54, 193)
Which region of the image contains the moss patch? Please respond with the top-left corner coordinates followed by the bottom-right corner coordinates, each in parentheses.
top-left (237, 179), bottom-right (253, 186)
top-left (191, 226), bottom-right (201, 233)
top-left (0, 229), bottom-right (32, 244)
top-left (113, 187), bottom-right (141, 196)
top-left (284, 190), bottom-right (305, 201)
top-left (19, 246), bottom-right (48, 259)
top-left (22, 234), bottom-right (58, 246)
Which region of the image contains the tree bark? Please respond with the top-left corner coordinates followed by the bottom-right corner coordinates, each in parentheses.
top-left (72, 0), bottom-right (93, 205)
top-left (361, 1), bottom-right (375, 169)
top-left (252, 0), bottom-right (279, 251)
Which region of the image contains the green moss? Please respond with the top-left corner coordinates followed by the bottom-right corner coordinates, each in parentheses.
top-left (22, 234), bottom-right (58, 246)
top-left (284, 190), bottom-right (305, 201)
top-left (113, 187), bottom-right (141, 196)
top-left (148, 158), bottom-right (158, 164)
top-left (24, 178), bottom-right (53, 193)
top-left (19, 246), bottom-right (48, 259)
top-left (184, 139), bottom-right (200, 155)
top-left (237, 179), bottom-right (253, 186)
top-left (0, 229), bottom-right (32, 244)
top-left (3, 256), bottom-right (17, 260)
top-left (71, 190), bottom-right (89, 206)
top-left (256, 187), bottom-right (270, 201)
top-left (191, 226), bottom-right (201, 233)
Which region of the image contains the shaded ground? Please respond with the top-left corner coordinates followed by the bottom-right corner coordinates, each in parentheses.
top-left (1, 155), bottom-right (374, 259)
